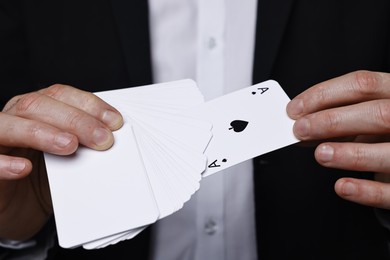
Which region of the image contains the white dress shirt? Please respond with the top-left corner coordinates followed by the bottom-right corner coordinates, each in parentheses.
top-left (148, 1), bottom-right (258, 259)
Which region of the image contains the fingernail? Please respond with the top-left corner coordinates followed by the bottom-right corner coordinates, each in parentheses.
top-left (288, 99), bottom-right (303, 117)
top-left (102, 110), bottom-right (122, 129)
top-left (317, 144), bottom-right (334, 162)
top-left (294, 118), bottom-right (310, 138)
top-left (10, 160), bottom-right (26, 174)
top-left (341, 181), bottom-right (357, 196)
top-left (93, 127), bottom-right (112, 147)
top-left (55, 132), bottom-right (74, 148)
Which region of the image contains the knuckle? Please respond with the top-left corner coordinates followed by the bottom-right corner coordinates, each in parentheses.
top-left (66, 112), bottom-right (86, 131)
top-left (27, 124), bottom-right (44, 141)
top-left (323, 110), bottom-right (342, 132)
top-left (371, 186), bottom-right (384, 207)
top-left (310, 84), bottom-right (329, 109)
top-left (376, 102), bottom-right (390, 129)
top-left (12, 93), bottom-right (42, 115)
top-left (351, 146), bottom-right (367, 169)
top-left (2, 95), bottom-right (22, 112)
top-left (66, 112), bottom-right (97, 136)
top-left (39, 84), bottom-right (68, 99)
top-left (352, 70), bottom-right (381, 96)
top-left (42, 84), bottom-right (95, 110)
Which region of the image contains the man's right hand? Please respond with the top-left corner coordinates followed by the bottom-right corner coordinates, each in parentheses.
top-left (0, 84), bottom-right (123, 241)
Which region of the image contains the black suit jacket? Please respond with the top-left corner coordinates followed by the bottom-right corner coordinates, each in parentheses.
top-left (1, 0), bottom-right (390, 259)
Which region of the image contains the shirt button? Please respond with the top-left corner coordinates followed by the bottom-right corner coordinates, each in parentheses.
top-left (258, 159), bottom-right (269, 165)
top-left (207, 37), bottom-right (217, 49)
top-left (204, 219), bottom-right (218, 235)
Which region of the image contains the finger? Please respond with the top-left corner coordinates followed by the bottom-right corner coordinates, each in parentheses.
top-left (335, 178), bottom-right (390, 209)
top-left (292, 99), bottom-right (390, 140)
top-left (4, 92), bottom-right (115, 150)
top-left (38, 84), bottom-right (123, 130)
top-left (315, 142), bottom-right (390, 173)
top-left (0, 113), bottom-right (78, 154)
top-left (287, 70), bottom-right (390, 119)
top-left (5, 84), bottom-right (123, 131)
top-left (0, 155), bottom-right (32, 180)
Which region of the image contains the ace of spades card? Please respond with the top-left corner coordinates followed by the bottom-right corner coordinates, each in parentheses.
top-left (190, 79), bottom-right (299, 177)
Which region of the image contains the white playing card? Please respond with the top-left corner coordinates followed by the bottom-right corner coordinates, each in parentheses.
top-left (44, 120), bottom-right (159, 248)
top-left (82, 226), bottom-right (146, 250)
top-left (191, 80), bottom-right (299, 177)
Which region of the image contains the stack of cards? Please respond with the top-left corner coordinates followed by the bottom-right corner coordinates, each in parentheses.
top-left (44, 79), bottom-right (298, 249)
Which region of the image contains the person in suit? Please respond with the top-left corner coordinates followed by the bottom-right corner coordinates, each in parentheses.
top-left (1, 0), bottom-right (390, 259)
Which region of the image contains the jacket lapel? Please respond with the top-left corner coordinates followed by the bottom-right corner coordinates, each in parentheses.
top-left (110, 0), bottom-right (153, 86)
top-left (252, 0), bottom-right (295, 83)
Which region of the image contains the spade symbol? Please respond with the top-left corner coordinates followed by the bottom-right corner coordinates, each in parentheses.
top-left (229, 120), bottom-right (249, 132)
